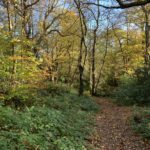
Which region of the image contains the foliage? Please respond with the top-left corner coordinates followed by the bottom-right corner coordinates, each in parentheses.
top-left (113, 72), bottom-right (150, 105)
top-left (0, 0), bottom-right (149, 148)
top-left (46, 83), bottom-right (71, 96)
top-left (0, 30), bottom-right (42, 97)
top-left (38, 93), bottom-right (99, 112)
top-left (0, 92), bottom-right (99, 150)
top-left (131, 107), bottom-right (150, 139)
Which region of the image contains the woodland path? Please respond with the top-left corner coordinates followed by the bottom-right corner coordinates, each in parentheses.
top-left (88, 97), bottom-right (150, 150)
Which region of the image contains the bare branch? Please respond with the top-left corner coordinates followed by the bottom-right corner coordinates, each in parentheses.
top-left (26, 0), bottom-right (40, 8)
top-left (83, 0), bottom-right (150, 9)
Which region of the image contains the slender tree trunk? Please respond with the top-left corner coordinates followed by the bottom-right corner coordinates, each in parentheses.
top-left (74, 0), bottom-right (87, 96)
top-left (142, 7), bottom-right (150, 65)
top-left (141, 6), bottom-right (150, 80)
top-left (78, 36), bottom-right (84, 96)
top-left (91, 29), bottom-right (96, 95)
top-left (90, 0), bottom-right (100, 95)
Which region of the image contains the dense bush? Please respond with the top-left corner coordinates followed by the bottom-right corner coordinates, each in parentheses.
top-left (1, 86), bottom-right (38, 109)
top-left (131, 107), bottom-right (150, 139)
top-left (1, 83), bottom-right (71, 109)
top-left (113, 73), bottom-right (150, 105)
top-left (46, 83), bottom-right (70, 96)
top-left (0, 93), bottom-right (99, 150)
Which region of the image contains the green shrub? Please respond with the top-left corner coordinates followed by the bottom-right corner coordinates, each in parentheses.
top-left (35, 93), bottom-right (99, 112)
top-left (0, 93), bottom-right (99, 150)
top-left (46, 83), bottom-right (70, 96)
top-left (113, 74), bottom-right (150, 105)
top-left (131, 107), bottom-right (150, 139)
top-left (3, 86), bottom-right (38, 109)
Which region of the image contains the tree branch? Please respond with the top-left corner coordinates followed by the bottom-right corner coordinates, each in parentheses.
top-left (26, 0), bottom-right (40, 8)
top-left (84, 0), bottom-right (150, 9)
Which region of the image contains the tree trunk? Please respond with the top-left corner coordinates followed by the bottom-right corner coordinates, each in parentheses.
top-left (142, 7), bottom-right (150, 65)
top-left (90, 0), bottom-right (100, 96)
top-left (91, 30), bottom-right (96, 95)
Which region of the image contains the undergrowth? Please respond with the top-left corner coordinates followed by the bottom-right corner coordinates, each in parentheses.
top-left (112, 74), bottom-right (150, 106)
top-left (0, 90), bottom-right (99, 150)
top-left (131, 107), bottom-right (150, 139)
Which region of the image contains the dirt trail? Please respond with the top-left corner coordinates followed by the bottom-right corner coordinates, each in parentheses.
top-left (89, 97), bottom-right (150, 150)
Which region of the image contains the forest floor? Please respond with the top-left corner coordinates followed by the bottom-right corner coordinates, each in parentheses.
top-left (88, 97), bottom-right (150, 150)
